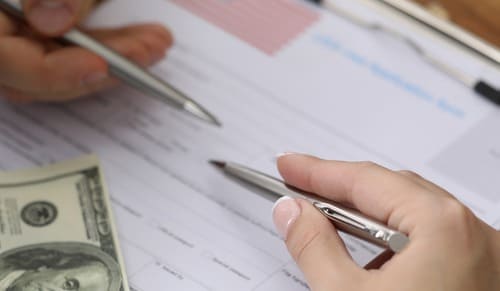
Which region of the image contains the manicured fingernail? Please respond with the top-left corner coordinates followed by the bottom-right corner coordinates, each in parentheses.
top-left (82, 72), bottom-right (107, 86)
top-left (27, 0), bottom-right (79, 35)
top-left (274, 152), bottom-right (295, 162)
top-left (272, 196), bottom-right (301, 239)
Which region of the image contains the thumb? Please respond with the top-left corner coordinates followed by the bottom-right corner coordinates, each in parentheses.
top-left (23, 0), bottom-right (93, 36)
top-left (272, 197), bottom-right (364, 290)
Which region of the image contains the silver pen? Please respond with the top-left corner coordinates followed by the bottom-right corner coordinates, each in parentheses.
top-left (0, 0), bottom-right (221, 126)
top-left (306, 0), bottom-right (500, 106)
top-left (210, 160), bottom-right (409, 253)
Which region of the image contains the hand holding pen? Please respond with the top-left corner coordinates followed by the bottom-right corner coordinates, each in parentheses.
top-left (0, 0), bottom-right (172, 102)
top-left (272, 154), bottom-right (500, 291)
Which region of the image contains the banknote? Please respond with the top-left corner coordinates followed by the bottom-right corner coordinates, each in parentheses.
top-left (0, 155), bottom-right (129, 291)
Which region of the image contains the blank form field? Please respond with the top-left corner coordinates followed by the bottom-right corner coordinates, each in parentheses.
top-left (430, 113), bottom-right (500, 203)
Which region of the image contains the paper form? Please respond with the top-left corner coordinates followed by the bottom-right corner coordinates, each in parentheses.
top-left (1, 0), bottom-right (500, 290)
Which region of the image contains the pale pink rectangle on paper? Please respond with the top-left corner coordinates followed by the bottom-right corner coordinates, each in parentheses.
top-left (171, 0), bottom-right (320, 55)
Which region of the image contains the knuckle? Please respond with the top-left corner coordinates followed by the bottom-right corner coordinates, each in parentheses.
top-left (438, 197), bottom-right (477, 244)
top-left (441, 198), bottom-right (472, 224)
top-left (350, 161), bottom-right (380, 192)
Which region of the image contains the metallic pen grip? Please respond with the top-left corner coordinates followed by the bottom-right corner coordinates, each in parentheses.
top-left (313, 201), bottom-right (409, 252)
top-left (217, 161), bottom-right (410, 253)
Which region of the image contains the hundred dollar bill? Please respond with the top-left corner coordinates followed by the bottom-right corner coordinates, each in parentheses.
top-left (0, 155), bottom-right (130, 291)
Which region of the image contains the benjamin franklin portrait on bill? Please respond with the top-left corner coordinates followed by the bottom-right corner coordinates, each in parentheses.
top-left (0, 242), bottom-right (122, 291)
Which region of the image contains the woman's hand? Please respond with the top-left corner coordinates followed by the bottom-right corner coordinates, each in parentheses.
top-left (0, 0), bottom-right (173, 102)
top-left (273, 153), bottom-right (500, 291)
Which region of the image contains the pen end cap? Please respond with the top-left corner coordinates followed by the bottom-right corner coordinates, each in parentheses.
top-left (388, 233), bottom-right (409, 253)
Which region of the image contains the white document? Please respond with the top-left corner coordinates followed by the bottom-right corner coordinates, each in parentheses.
top-left (1, 0), bottom-right (499, 290)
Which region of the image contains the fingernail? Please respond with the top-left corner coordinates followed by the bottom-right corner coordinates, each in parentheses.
top-left (82, 72), bottom-right (107, 86)
top-left (274, 152), bottom-right (296, 162)
top-left (27, 0), bottom-right (78, 35)
top-left (272, 196), bottom-right (301, 239)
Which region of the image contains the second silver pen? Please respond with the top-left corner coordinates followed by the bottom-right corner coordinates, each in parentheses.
top-left (210, 160), bottom-right (409, 253)
top-left (0, 0), bottom-right (220, 126)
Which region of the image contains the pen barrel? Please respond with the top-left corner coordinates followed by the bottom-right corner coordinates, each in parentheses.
top-left (0, 0), bottom-right (23, 18)
top-left (312, 201), bottom-right (409, 253)
top-left (221, 161), bottom-right (410, 253)
top-left (62, 30), bottom-right (186, 107)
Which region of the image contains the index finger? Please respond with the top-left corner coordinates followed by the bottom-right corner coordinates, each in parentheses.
top-left (277, 154), bottom-right (446, 234)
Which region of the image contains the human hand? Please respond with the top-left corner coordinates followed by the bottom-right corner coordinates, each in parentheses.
top-left (273, 153), bottom-right (500, 291)
top-left (0, 0), bottom-right (172, 102)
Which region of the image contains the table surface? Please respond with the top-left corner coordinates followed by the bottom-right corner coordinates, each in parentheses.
top-left (412, 0), bottom-right (500, 48)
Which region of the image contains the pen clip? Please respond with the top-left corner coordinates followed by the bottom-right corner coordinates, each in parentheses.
top-left (313, 201), bottom-right (366, 230)
top-left (312, 201), bottom-right (400, 250)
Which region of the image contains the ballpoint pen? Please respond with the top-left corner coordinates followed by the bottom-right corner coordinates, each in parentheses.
top-left (0, 0), bottom-right (221, 126)
top-left (306, 0), bottom-right (500, 106)
top-left (210, 160), bottom-right (409, 253)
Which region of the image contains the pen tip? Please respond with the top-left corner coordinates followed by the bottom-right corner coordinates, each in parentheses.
top-left (210, 117), bottom-right (223, 127)
top-left (184, 101), bottom-right (222, 127)
top-left (209, 160), bottom-right (226, 169)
